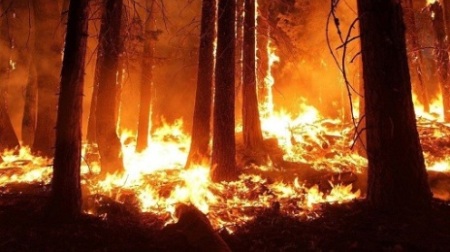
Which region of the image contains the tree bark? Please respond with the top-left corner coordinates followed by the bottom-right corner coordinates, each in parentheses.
top-left (0, 1), bottom-right (20, 151)
top-left (212, 0), bottom-right (238, 181)
top-left (185, 0), bottom-right (216, 168)
top-left (357, 0), bottom-right (432, 211)
top-left (95, 0), bottom-right (125, 175)
top-left (22, 59), bottom-right (37, 147)
top-left (403, 0), bottom-right (430, 112)
top-left (136, 0), bottom-right (156, 152)
top-left (430, 2), bottom-right (450, 121)
top-left (256, 0), bottom-right (269, 116)
top-left (32, 0), bottom-right (64, 157)
top-left (242, 0), bottom-right (266, 165)
top-left (48, 0), bottom-right (89, 220)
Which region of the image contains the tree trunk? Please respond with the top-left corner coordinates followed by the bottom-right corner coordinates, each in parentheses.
top-left (48, 0), bottom-right (89, 220)
top-left (242, 0), bottom-right (266, 165)
top-left (211, 0), bottom-right (238, 181)
top-left (32, 0), bottom-right (64, 157)
top-left (86, 71), bottom-right (98, 144)
top-left (430, 2), bottom-right (450, 121)
top-left (256, 0), bottom-right (269, 117)
top-left (442, 0), bottom-right (450, 34)
top-left (95, 0), bottom-right (125, 175)
top-left (22, 59), bottom-right (37, 147)
top-left (136, 0), bottom-right (156, 152)
top-left (403, 0), bottom-right (430, 112)
top-left (185, 0), bottom-right (216, 168)
top-left (235, 0), bottom-right (244, 121)
top-left (0, 2), bottom-right (20, 151)
top-left (357, 0), bottom-right (432, 211)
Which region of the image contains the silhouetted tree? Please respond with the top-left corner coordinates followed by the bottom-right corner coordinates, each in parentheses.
top-left (32, 0), bottom-right (65, 157)
top-left (136, 0), bottom-right (157, 152)
top-left (49, 0), bottom-right (89, 220)
top-left (95, 0), bottom-right (125, 175)
top-left (0, 1), bottom-right (20, 151)
top-left (430, 2), bottom-right (450, 121)
top-left (211, 0), bottom-right (238, 181)
top-left (186, 0), bottom-right (216, 168)
top-left (242, 0), bottom-right (266, 165)
top-left (357, 0), bottom-right (432, 210)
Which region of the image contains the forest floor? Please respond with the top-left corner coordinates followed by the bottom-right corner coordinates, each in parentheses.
top-left (1, 183), bottom-right (450, 251)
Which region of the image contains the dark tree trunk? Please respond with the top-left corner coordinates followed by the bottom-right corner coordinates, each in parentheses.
top-left (86, 70), bottom-right (98, 144)
top-left (235, 0), bottom-right (244, 120)
top-left (95, 0), bottom-right (125, 175)
top-left (242, 0), bottom-right (266, 164)
top-left (256, 1), bottom-right (269, 116)
top-left (136, 0), bottom-right (156, 152)
top-left (32, 0), bottom-right (64, 157)
top-left (0, 2), bottom-right (20, 150)
top-left (48, 0), bottom-right (89, 220)
top-left (430, 2), bottom-right (450, 121)
top-left (185, 0), bottom-right (216, 168)
top-left (211, 0), bottom-right (238, 181)
top-left (403, 0), bottom-right (430, 112)
top-left (357, 0), bottom-right (432, 211)
top-left (22, 59), bottom-right (37, 147)
top-left (442, 0), bottom-right (450, 34)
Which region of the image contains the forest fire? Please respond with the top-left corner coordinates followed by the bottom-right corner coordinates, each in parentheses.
top-left (2, 0), bottom-right (450, 250)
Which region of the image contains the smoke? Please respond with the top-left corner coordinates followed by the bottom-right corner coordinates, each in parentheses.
top-left (270, 0), bottom-right (360, 119)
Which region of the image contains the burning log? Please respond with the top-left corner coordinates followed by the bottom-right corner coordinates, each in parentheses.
top-left (165, 204), bottom-right (231, 252)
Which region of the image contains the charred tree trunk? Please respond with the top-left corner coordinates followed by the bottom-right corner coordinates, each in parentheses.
top-left (136, 0), bottom-right (156, 152)
top-left (242, 0), bottom-right (266, 165)
top-left (212, 0), bottom-right (238, 181)
top-left (256, 0), bottom-right (269, 116)
top-left (22, 60), bottom-right (37, 147)
top-left (32, 0), bottom-right (64, 157)
top-left (86, 72), bottom-right (98, 144)
top-left (403, 0), bottom-right (430, 112)
top-left (430, 2), bottom-right (450, 121)
top-left (95, 0), bottom-right (125, 175)
top-left (48, 0), bottom-right (89, 220)
top-left (235, 0), bottom-right (244, 120)
top-left (0, 2), bottom-right (20, 150)
top-left (357, 0), bottom-right (432, 211)
top-left (442, 0), bottom-right (450, 34)
top-left (185, 0), bottom-right (216, 168)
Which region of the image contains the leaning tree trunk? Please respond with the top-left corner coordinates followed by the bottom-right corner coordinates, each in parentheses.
top-left (95, 0), bottom-right (125, 175)
top-left (357, 0), bottom-right (432, 211)
top-left (185, 0), bottom-right (216, 168)
top-left (0, 2), bottom-right (20, 151)
top-left (211, 0), bottom-right (238, 181)
top-left (242, 0), bottom-right (266, 165)
top-left (430, 2), bottom-right (450, 121)
top-left (32, 0), bottom-right (64, 157)
top-left (49, 0), bottom-right (89, 220)
top-left (136, 0), bottom-right (157, 152)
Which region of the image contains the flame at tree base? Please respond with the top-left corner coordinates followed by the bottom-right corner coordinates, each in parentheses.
top-left (1, 98), bottom-right (450, 230)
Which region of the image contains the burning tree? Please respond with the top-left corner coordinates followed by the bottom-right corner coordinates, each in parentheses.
top-left (242, 0), bottom-right (267, 164)
top-left (48, 0), bottom-right (89, 220)
top-left (357, 0), bottom-right (432, 210)
top-left (94, 0), bottom-right (125, 175)
top-left (212, 0), bottom-right (238, 181)
top-left (186, 0), bottom-right (216, 168)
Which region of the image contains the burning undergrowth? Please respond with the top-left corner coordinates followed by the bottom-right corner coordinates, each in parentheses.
top-left (1, 100), bottom-right (450, 231)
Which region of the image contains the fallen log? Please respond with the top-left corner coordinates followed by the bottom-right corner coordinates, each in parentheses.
top-left (166, 204), bottom-right (231, 252)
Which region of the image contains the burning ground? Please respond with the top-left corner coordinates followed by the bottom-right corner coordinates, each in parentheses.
top-left (1, 101), bottom-right (450, 251)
